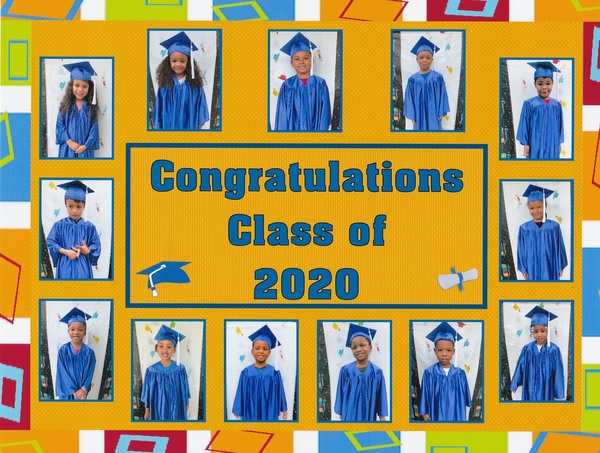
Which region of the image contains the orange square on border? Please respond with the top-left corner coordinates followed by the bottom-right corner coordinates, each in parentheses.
top-left (207, 431), bottom-right (293, 453)
top-left (0, 230), bottom-right (28, 319)
top-left (2, 0), bottom-right (81, 19)
top-left (340, 0), bottom-right (408, 21)
top-left (536, 432), bottom-right (600, 452)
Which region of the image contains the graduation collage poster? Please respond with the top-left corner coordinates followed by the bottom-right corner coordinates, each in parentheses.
top-left (1, 1), bottom-right (600, 452)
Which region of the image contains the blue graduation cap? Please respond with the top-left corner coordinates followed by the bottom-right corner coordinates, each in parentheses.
top-left (425, 321), bottom-right (463, 345)
top-left (154, 324), bottom-right (186, 348)
top-left (522, 184), bottom-right (554, 203)
top-left (159, 31), bottom-right (198, 57)
top-left (410, 36), bottom-right (440, 56)
top-left (528, 61), bottom-right (561, 79)
top-left (137, 261), bottom-right (191, 297)
top-left (280, 32), bottom-right (317, 58)
top-left (63, 61), bottom-right (97, 81)
top-left (57, 180), bottom-right (94, 202)
top-left (525, 306), bottom-right (558, 327)
top-left (248, 324), bottom-right (280, 349)
top-left (345, 323), bottom-right (377, 347)
top-left (60, 307), bottom-right (92, 326)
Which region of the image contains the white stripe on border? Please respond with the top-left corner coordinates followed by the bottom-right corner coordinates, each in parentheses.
top-left (80, 0), bottom-right (105, 20)
top-left (583, 221), bottom-right (600, 248)
top-left (508, 432), bottom-right (532, 453)
top-left (294, 431), bottom-right (319, 453)
top-left (187, 431), bottom-right (213, 452)
top-left (188, 0), bottom-right (213, 21)
top-left (509, 0), bottom-right (534, 22)
top-left (583, 106), bottom-right (600, 132)
top-left (0, 86), bottom-right (31, 113)
top-left (0, 318), bottom-right (30, 344)
top-left (80, 430), bottom-right (104, 453)
top-left (402, 0), bottom-right (427, 22)
top-left (296, 0), bottom-right (319, 21)
top-left (583, 337), bottom-right (600, 364)
top-left (0, 203), bottom-right (30, 229)
top-left (400, 431), bottom-right (426, 453)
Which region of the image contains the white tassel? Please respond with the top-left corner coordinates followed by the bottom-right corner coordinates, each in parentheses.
top-left (191, 41), bottom-right (195, 80)
top-left (91, 76), bottom-right (97, 105)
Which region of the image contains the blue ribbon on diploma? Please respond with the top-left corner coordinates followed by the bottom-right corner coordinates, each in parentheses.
top-left (451, 267), bottom-right (464, 291)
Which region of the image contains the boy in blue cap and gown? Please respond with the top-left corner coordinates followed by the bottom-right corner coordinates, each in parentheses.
top-left (517, 184), bottom-right (568, 281)
top-left (141, 324), bottom-right (191, 420)
top-left (419, 322), bottom-right (472, 421)
top-left (232, 324), bottom-right (288, 421)
top-left (403, 36), bottom-right (450, 131)
top-left (56, 61), bottom-right (99, 158)
top-left (274, 32), bottom-right (332, 131)
top-left (334, 323), bottom-right (388, 421)
top-left (46, 180), bottom-right (101, 279)
top-left (516, 61), bottom-right (564, 159)
top-left (510, 306), bottom-right (565, 401)
top-left (56, 307), bottom-right (96, 400)
top-left (152, 31), bottom-right (209, 130)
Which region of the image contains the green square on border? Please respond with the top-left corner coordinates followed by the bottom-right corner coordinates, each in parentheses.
top-left (212, 1), bottom-right (268, 21)
top-left (344, 431), bottom-right (401, 451)
top-left (585, 370), bottom-right (600, 408)
top-left (146, 0), bottom-right (182, 5)
top-left (1, 20), bottom-right (31, 85)
top-left (427, 433), bottom-right (507, 453)
top-left (106, 0), bottom-right (187, 20)
top-left (432, 448), bottom-right (467, 453)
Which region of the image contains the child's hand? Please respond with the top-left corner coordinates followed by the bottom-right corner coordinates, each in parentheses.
top-left (62, 248), bottom-right (80, 260)
top-left (282, 411), bottom-right (288, 420)
top-left (144, 408), bottom-right (150, 420)
top-left (198, 123), bottom-right (205, 130)
top-left (412, 120), bottom-right (417, 124)
top-left (67, 139), bottom-right (80, 151)
top-left (74, 241), bottom-right (90, 255)
top-left (75, 145), bottom-right (88, 154)
top-left (522, 273), bottom-right (529, 280)
top-left (234, 414), bottom-right (241, 419)
top-left (423, 414), bottom-right (431, 421)
top-left (379, 416), bottom-right (386, 421)
top-left (74, 388), bottom-right (87, 399)
top-left (559, 270), bottom-right (563, 277)
top-left (523, 145), bottom-right (530, 157)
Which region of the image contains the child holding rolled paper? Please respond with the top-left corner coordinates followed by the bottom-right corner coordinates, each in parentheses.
top-left (141, 325), bottom-right (191, 420)
top-left (419, 322), bottom-right (471, 421)
top-left (232, 324), bottom-right (288, 421)
top-left (334, 323), bottom-right (388, 421)
top-left (510, 306), bottom-right (565, 401)
top-left (517, 184), bottom-right (568, 281)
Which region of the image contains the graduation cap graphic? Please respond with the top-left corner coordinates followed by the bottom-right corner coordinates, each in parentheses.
top-left (137, 261), bottom-right (191, 297)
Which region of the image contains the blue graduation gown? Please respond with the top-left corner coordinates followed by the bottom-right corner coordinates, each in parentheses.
top-left (516, 96), bottom-right (564, 159)
top-left (275, 75), bottom-right (331, 131)
top-left (419, 363), bottom-right (472, 421)
top-left (153, 76), bottom-right (209, 130)
top-left (56, 343), bottom-right (96, 399)
top-left (232, 364), bottom-right (287, 421)
top-left (334, 361), bottom-right (388, 421)
top-left (403, 70), bottom-right (450, 131)
top-left (510, 342), bottom-right (565, 401)
top-left (517, 220), bottom-right (568, 281)
top-left (46, 217), bottom-right (101, 279)
top-left (55, 102), bottom-right (99, 158)
top-left (141, 361), bottom-right (191, 420)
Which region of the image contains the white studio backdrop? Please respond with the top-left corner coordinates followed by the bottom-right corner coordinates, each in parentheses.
top-left (322, 321), bottom-right (391, 421)
top-left (44, 58), bottom-right (113, 158)
top-left (40, 178), bottom-right (113, 279)
top-left (398, 31), bottom-right (463, 131)
top-left (412, 320), bottom-right (483, 419)
top-left (225, 321), bottom-right (297, 421)
top-left (269, 30), bottom-right (338, 130)
top-left (134, 320), bottom-right (204, 420)
top-left (502, 181), bottom-right (572, 280)
top-left (148, 29), bottom-right (218, 130)
top-left (506, 59), bottom-right (573, 159)
top-left (502, 301), bottom-right (571, 401)
top-left (45, 300), bottom-right (111, 400)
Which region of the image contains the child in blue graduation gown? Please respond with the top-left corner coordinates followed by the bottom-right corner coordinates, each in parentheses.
top-left (141, 325), bottom-right (191, 420)
top-left (517, 185), bottom-right (568, 281)
top-left (56, 61), bottom-right (100, 158)
top-left (516, 62), bottom-right (564, 159)
top-left (274, 32), bottom-right (331, 131)
top-left (419, 322), bottom-right (471, 421)
top-left (334, 324), bottom-right (388, 421)
top-left (46, 181), bottom-right (101, 279)
top-left (56, 307), bottom-right (96, 400)
top-left (152, 31), bottom-right (209, 130)
top-left (233, 325), bottom-right (288, 421)
top-left (510, 306), bottom-right (565, 401)
top-left (403, 36), bottom-right (450, 131)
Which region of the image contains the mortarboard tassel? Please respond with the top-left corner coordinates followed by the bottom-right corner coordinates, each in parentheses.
top-left (191, 41), bottom-right (195, 80)
top-left (177, 330), bottom-right (180, 365)
top-left (542, 187), bottom-right (546, 223)
top-left (91, 76), bottom-right (97, 105)
top-left (148, 264), bottom-right (167, 297)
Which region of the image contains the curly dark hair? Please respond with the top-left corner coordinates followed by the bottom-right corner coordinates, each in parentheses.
top-left (59, 79), bottom-right (100, 123)
top-left (155, 55), bottom-right (205, 89)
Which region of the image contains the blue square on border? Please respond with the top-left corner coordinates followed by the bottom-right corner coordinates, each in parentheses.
top-left (213, 0), bottom-right (295, 20)
top-left (0, 363), bottom-right (24, 423)
top-left (445, 0), bottom-right (499, 17)
top-left (115, 435), bottom-right (169, 453)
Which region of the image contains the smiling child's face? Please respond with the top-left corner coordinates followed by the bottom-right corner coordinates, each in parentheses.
top-left (251, 339), bottom-right (271, 365)
top-left (156, 340), bottom-right (175, 362)
top-left (350, 335), bottom-right (372, 363)
top-left (169, 51), bottom-right (189, 78)
top-left (290, 50), bottom-right (312, 78)
top-left (528, 200), bottom-right (545, 222)
top-left (68, 321), bottom-right (86, 345)
top-left (416, 50), bottom-right (433, 72)
top-left (532, 324), bottom-right (548, 345)
top-left (72, 79), bottom-right (89, 101)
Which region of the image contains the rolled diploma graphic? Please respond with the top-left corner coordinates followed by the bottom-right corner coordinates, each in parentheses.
top-left (437, 268), bottom-right (478, 290)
